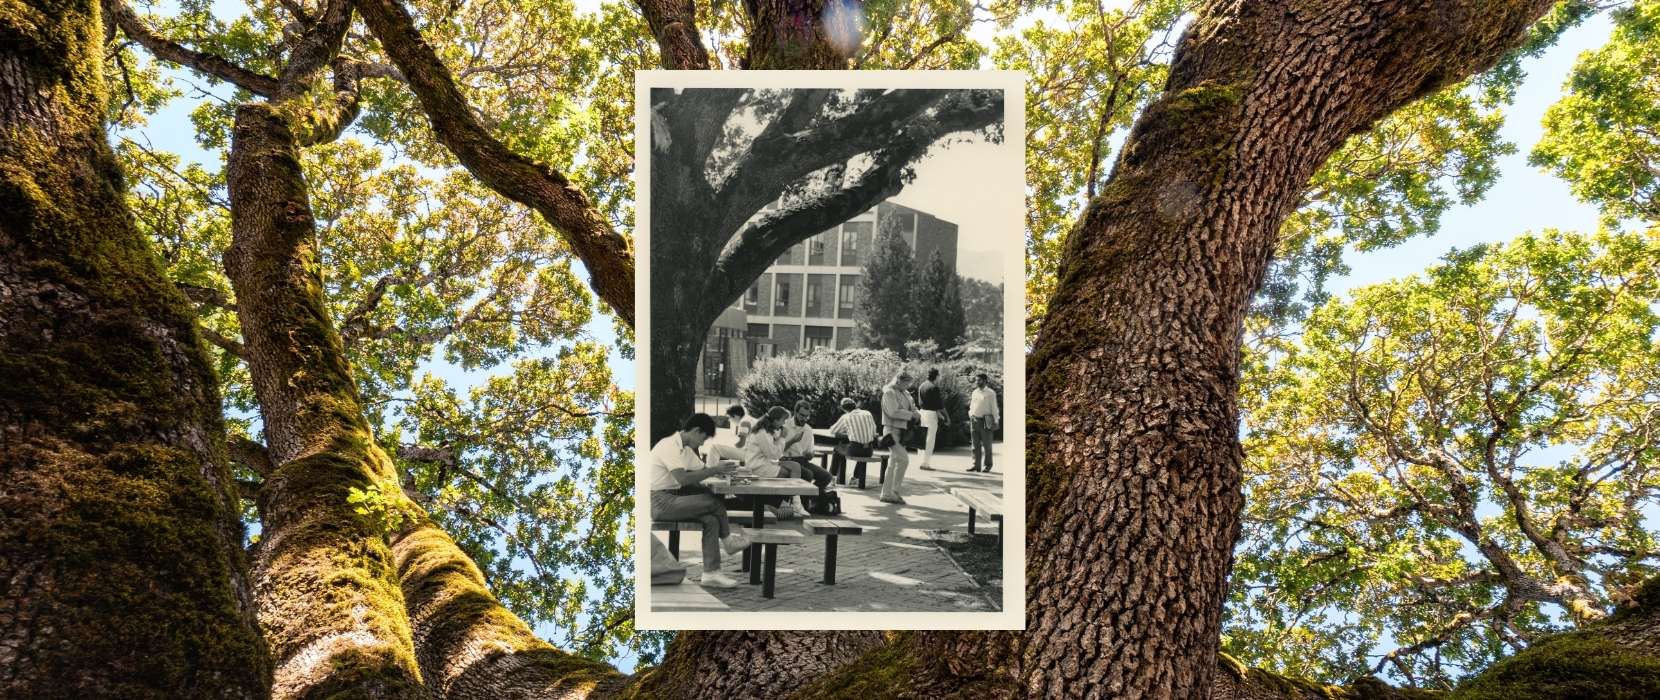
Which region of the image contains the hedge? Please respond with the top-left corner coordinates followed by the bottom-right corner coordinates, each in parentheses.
top-left (736, 348), bottom-right (1003, 449)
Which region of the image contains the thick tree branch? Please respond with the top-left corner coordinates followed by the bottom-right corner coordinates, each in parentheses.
top-left (633, 0), bottom-right (711, 69)
top-left (293, 58), bottom-right (363, 146)
top-left (274, 0), bottom-right (352, 96)
top-left (390, 518), bottom-right (630, 698)
top-left (707, 137), bottom-right (933, 308)
top-left (712, 89), bottom-right (1001, 236)
top-left (200, 324), bottom-right (247, 358)
top-left (104, 0), bottom-right (283, 97)
top-left (355, 0), bottom-right (636, 327)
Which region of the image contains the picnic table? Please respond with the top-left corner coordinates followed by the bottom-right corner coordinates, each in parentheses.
top-left (707, 476), bottom-right (818, 585)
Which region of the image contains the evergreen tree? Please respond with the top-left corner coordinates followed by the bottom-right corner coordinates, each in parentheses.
top-left (855, 215), bottom-right (918, 354)
top-left (916, 251), bottom-right (968, 353)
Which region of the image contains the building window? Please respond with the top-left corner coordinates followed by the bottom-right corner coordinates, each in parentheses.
top-left (746, 283), bottom-right (759, 306)
top-left (806, 280), bottom-right (819, 311)
top-left (775, 277), bottom-right (790, 313)
top-left (804, 326), bottom-right (833, 351)
top-left (840, 222), bottom-right (870, 266)
top-left (838, 278), bottom-right (856, 311)
top-left (809, 235), bottom-right (828, 265)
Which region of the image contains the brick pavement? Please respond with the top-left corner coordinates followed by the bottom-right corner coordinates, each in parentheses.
top-left (651, 442), bottom-right (1006, 613)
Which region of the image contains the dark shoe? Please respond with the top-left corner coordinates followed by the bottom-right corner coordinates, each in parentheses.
top-left (966, 466), bottom-right (981, 472)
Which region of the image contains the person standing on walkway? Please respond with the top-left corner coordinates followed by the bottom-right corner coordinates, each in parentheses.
top-left (879, 370), bottom-right (919, 504)
top-left (968, 373), bottom-right (999, 473)
top-left (916, 368), bottom-right (946, 470)
top-left (648, 413), bottom-right (750, 587)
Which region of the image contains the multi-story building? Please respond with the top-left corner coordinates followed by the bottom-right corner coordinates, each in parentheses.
top-left (694, 200), bottom-right (959, 398)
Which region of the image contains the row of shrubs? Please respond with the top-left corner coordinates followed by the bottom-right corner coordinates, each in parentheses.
top-left (735, 348), bottom-right (1003, 449)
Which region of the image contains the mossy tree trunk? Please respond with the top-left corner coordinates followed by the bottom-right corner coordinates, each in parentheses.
top-left (224, 102), bottom-right (430, 699)
top-left (0, 0), bottom-right (270, 697)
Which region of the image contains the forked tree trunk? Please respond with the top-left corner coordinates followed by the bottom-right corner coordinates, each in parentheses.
top-left (224, 102), bottom-right (429, 699)
top-left (0, 1), bottom-right (271, 697)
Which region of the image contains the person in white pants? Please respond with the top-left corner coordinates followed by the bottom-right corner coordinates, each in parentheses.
top-left (879, 371), bottom-right (918, 504)
top-left (916, 368), bottom-right (945, 470)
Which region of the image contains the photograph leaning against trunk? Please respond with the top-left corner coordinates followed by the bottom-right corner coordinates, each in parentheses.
top-left (634, 71), bottom-right (1026, 631)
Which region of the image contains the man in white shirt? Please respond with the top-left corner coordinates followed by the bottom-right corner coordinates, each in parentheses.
top-left (648, 413), bottom-right (750, 588)
top-left (968, 373), bottom-right (1000, 473)
top-left (827, 397), bottom-right (878, 479)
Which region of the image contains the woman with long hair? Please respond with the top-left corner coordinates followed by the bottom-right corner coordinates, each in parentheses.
top-left (739, 406), bottom-right (806, 517)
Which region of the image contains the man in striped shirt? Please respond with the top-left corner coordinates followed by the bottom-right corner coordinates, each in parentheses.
top-left (829, 397), bottom-right (878, 444)
top-left (828, 397), bottom-right (878, 479)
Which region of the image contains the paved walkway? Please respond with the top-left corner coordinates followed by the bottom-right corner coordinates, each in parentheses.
top-left (650, 442), bottom-right (1006, 613)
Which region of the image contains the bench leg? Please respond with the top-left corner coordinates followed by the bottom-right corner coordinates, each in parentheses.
top-left (762, 544), bottom-right (779, 598)
top-left (968, 507), bottom-right (977, 535)
top-left (823, 534), bottom-right (839, 585)
top-left (741, 546), bottom-right (750, 572)
top-left (879, 458), bottom-right (886, 484)
top-left (749, 544), bottom-right (763, 585)
top-left (854, 462), bottom-right (866, 489)
top-left (667, 530), bottom-right (679, 559)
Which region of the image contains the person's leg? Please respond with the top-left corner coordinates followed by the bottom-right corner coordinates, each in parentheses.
top-left (969, 417), bottom-right (984, 469)
top-left (881, 443), bottom-right (908, 501)
top-left (652, 493), bottom-right (725, 570)
top-left (979, 418), bottom-right (994, 469)
top-left (920, 410), bottom-right (939, 467)
top-left (697, 512), bottom-right (722, 570)
top-left (801, 461), bottom-right (832, 494)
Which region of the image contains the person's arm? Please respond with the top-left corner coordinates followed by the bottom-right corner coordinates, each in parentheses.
top-left (829, 413), bottom-right (850, 436)
top-left (670, 465), bottom-right (721, 487)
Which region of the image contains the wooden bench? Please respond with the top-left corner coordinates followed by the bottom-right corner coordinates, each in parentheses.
top-left (831, 449), bottom-right (891, 489)
top-left (804, 518), bottom-right (864, 584)
top-left (652, 511), bottom-right (776, 563)
top-left (651, 520), bottom-right (703, 560)
top-left (950, 488), bottom-right (1004, 546)
top-left (748, 529), bottom-right (805, 598)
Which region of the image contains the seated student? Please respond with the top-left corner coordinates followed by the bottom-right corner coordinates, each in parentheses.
top-left (649, 413), bottom-right (751, 588)
top-left (735, 406), bottom-right (803, 518)
top-left (725, 404), bottom-right (755, 448)
top-left (827, 397), bottom-right (879, 476)
top-left (782, 400), bottom-right (834, 500)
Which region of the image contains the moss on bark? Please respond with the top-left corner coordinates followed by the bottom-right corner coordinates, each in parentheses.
top-left (1, 0), bottom-right (270, 696)
top-left (392, 519), bottom-right (627, 699)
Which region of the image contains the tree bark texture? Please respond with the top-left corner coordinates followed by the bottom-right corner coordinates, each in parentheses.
top-left (626, 628), bottom-right (887, 699)
top-left (1017, 1), bottom-right (1557, 697)
top-left (224, 102), bottom-right (429, 699)
top-left (356, 0), bottom-right (637, 327)
top-left (743, 0), bottom-right (856, 69)
top-left (634, 0), bottom-right (712, 69)
top-left (0, 0), bottom-right (270, 696)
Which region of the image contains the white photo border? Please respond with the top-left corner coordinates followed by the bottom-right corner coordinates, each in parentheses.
top-left (634, 70), bottom-right (1026, 631)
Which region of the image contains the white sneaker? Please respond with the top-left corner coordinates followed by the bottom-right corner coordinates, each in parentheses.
top-left (722, 529), bottom-right (751, 554)
top-left (700, 570), bottom-right (739, 588)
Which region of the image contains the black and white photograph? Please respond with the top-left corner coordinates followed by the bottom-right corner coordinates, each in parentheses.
top-left (635, 71), bottom-right (1025, 629)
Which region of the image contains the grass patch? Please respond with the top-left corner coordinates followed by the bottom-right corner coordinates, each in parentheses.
top-left (936, 531), bottom-right (1002, 609)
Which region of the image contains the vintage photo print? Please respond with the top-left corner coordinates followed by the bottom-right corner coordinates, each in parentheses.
top-left (634, 71), bottom-right (1025, 630)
